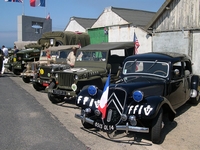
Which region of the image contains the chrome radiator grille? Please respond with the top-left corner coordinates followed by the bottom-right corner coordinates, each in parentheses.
top-left (58, 73), bottom-right (74, 86)
top-left (106, 88), bottom-right (127, 125)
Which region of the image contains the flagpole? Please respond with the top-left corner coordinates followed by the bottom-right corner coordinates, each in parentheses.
top-left (22, 0), bottom-right (25, 15)
top-left (45, 0), bottom-right (47, 17)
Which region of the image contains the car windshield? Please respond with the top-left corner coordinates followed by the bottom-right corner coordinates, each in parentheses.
top-left (76, 51), bottom-right (107, 62)
top-left (123, 60), bottom-right (169, 78)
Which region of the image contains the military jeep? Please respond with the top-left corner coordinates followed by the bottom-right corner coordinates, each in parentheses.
top-left (47, 42), bottom-right (134, 104)
top-left (31, 45), bottom-right (79, 91)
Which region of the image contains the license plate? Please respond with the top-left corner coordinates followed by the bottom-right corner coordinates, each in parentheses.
top-left (94, 122), bottom-right (115, 131)
top-left (52, 89), bottom-right (66, 95)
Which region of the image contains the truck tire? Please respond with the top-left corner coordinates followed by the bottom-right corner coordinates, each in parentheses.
top-left (22, 69), bottom-right (30, 83)
top-left (47, 82), bottom-right (64, 104)
top-left (33, 82), bottom-right (46, 91)
top-left (13, 69), bottom-right (20, 75)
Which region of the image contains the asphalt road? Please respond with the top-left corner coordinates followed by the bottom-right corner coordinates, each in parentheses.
top-left (1, 72), bottom-right (200, 150)
top-left (0, 73), bottom-right (87, 150)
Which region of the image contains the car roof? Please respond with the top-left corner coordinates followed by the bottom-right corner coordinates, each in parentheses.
top-left (79, 42), bottom-right (134, 51)
top-left (125, 52), bottom-right (191, 63)
top-left (46, 45), bottom-right (79, 51)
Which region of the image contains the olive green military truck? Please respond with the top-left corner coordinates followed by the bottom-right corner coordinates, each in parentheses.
top-left (38, 31), bottom-right (90, 48)
top-left (46, 42), bottom-right (135, 104)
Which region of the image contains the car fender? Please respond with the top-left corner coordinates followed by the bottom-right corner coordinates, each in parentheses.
top-left (127, 96), bottom-right (176, 121)
top-left (76, 88), bottom-right (103, 110)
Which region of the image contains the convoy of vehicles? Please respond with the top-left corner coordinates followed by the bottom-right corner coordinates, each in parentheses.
top-left (15, 31), bottom-right (90, 83)
top-left (75, 52), bottom-right (199, 144)
top-left (2, 30), bottom-right (200, 145)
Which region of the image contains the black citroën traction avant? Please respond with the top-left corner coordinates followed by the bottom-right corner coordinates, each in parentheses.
top-left (75, 52), bottom-right (199, 144)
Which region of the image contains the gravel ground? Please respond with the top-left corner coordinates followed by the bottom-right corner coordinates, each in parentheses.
top-left (11, 75), bottom-right (200, 150)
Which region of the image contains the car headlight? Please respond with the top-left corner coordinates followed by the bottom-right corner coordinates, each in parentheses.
top-left (190, 89), bottom-right (198, 98)
top-left (88, 85), bottom-right (97, 96)
top-left (74, 75), bottom-right (79, 80)
top-left (132, 90), bottom-right (144, 102)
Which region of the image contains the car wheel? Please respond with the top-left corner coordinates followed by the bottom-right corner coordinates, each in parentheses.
top-left (47, 82), bottom-right (64, 104)
top-left (13, 69), bottom-right (20, 75)
top-left (22, 69), bottom-right (31, 83)
top-left (22, 76), bottom-right (30, 83)
top-left (151, 108), bottom-right (163, 144)
top-left (33, 82), bottom-right (46, 91)
top-left (81, 109), bottom-right (93, 129)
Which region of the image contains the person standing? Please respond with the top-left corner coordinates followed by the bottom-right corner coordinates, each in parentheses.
top-left (66, 47), bottom-right (77, 67)
top-left (14, 45), bottom-right (19, 54)
top-left (0, 49), bottom-right (4, 75)
top-left (1, 45), bottom-right (8, 74)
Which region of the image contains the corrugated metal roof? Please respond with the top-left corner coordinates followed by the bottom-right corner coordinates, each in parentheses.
top-left (72, 16), bottom-right (97, 29)
top-left (111, 7), bottom-right (156, 27)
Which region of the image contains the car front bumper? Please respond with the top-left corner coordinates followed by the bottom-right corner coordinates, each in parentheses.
top-left (47, 88), bottom-right (77, 97)
top-left (75, 113), bottom-right (149, 133)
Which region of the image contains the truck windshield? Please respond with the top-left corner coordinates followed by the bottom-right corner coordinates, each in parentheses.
top-left (76, 51), bottom-right (107, 62)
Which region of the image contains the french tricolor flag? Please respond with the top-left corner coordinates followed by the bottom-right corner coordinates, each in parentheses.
top-left (98, 74), bottom-right (110, 119)
top-left (30, 0), bottom-right (45, 7)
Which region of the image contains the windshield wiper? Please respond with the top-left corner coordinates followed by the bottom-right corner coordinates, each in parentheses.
top-left (126, 59), bottom-right (137, 69)
top-left (146, 60), bottom-right (158, 71)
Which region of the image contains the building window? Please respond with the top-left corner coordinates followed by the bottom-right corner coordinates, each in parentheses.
top-left (32, 21), bottom-right (43, 34)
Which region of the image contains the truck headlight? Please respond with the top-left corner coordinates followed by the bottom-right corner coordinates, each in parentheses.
top-left (55, 73), bottom-right (58, 78)
top-left (74, 75), bottom-right (79, 80)
top-left (25, 54), bottom-right (29, 58)
top-left (132, 90), bottom-right (143, 102)
top-left (51, 68), bottom-right (54, 73)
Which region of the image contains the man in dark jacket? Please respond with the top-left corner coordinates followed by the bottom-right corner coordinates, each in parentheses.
top-left (0, 49), bottom-right (4, 75)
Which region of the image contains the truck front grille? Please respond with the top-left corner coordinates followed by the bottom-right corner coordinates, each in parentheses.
top-left (58, 73), bottom-right (74, 86)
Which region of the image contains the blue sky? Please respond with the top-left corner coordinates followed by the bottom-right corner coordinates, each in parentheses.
top-left (0, 0), bottom-right (165, 48)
